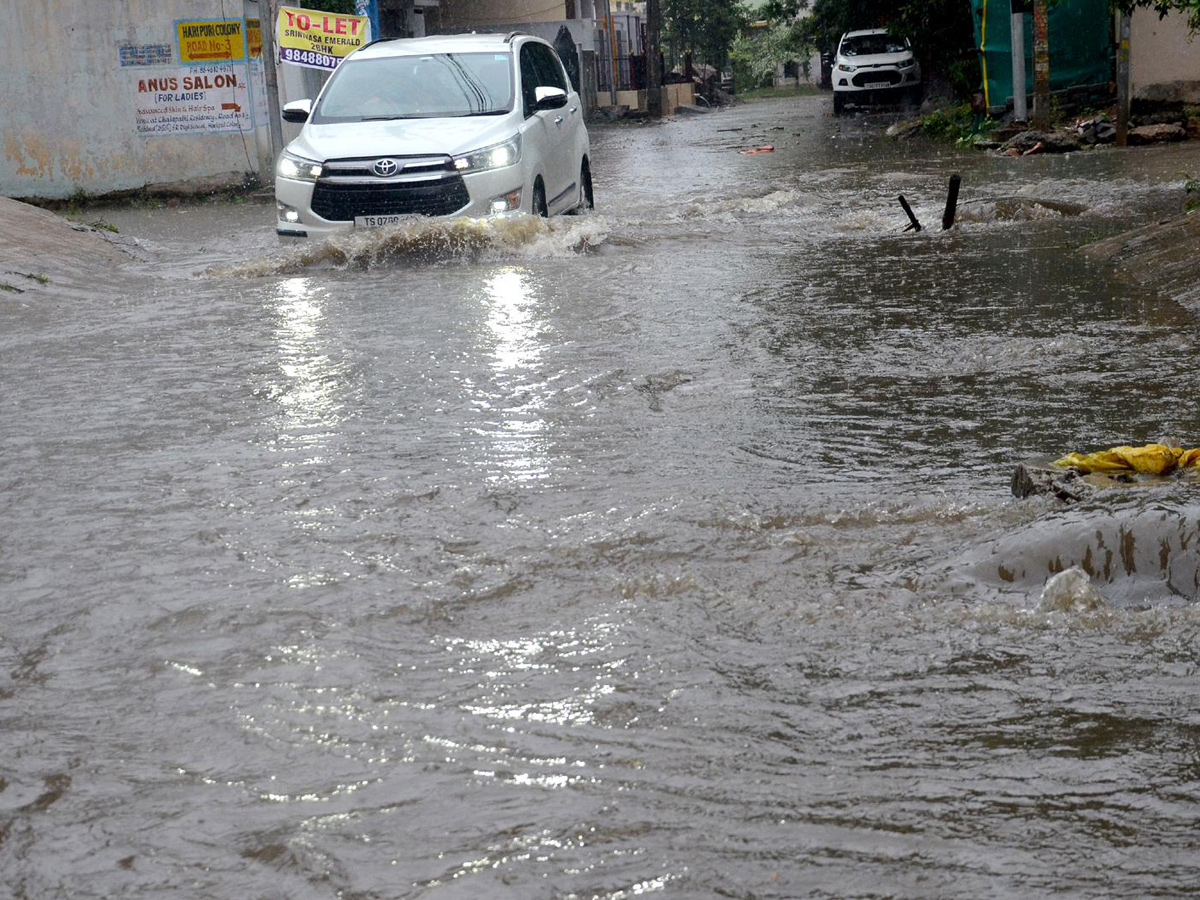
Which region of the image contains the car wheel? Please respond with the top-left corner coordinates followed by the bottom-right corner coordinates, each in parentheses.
top-left (532, 179), bottom-right (548, 217)
top-left (907, 86), bottom-right (922, 108)
top-left (833, 92), bottom-right (845, 116)
top-left (580, 158), bottom-right (594, 211)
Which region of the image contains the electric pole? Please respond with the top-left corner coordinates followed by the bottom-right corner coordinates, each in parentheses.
top-left (1032, 0), bottom-right (1050, 129)
top-left (646, 0), bottom-right (662, 117)
top-left (260, 0), bottom-right (284, 171)
top-left (1116, 13), bottom-right (1131, 146)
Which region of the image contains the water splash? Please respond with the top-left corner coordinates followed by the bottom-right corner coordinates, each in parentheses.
top-left (209, 213), bottom-right (611, 277)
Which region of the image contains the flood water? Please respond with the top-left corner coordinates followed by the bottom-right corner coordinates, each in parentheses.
top-left (4, 95), bottom-right (1200, 898)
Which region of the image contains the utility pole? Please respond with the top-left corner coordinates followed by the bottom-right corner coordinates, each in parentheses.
top-left (1116, 13), bottom-right (1131, 146)
top-left (1010, 0), bottom-right (1027, 122)
top-left (603, 0), bottom-right (618, 106)
top-left (260, 0), bottom-right (284, 172)
top-left (1031, 0), bottom-right (1050, 129)
top-left (354, 0), bottom-right (380, 40)
top-left (646, 0), bottom-right (662, 117)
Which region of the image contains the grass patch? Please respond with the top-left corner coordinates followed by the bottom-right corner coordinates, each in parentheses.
top-left (1, 282), bottom-right (24, 293)
top-left (88, 220), bottom-right (120, 233)
top-left (1185, 174), bottom-right (1200, 213)
top-left (919, 103), bottom-right (996, 146)
top-left (736, 84), bottom-right (823, 101)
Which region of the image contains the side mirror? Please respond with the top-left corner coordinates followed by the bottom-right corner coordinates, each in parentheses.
top-left (282, 99), bottom-right (313, 123)
top-left (533, 86), bottom-right (568, 111)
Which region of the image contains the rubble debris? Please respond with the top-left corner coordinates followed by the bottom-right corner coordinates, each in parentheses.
top-left (999, 130), bottom-right (1080, 155)
top-left (1127, 123), bottom-right (1187, 145)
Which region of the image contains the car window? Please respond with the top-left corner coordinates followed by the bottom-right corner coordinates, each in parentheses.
top-left (313, 52), bottom-right (514, 122)
top-left (519, 44), bottom-right (540, 115)
top-left (519, 42), bottom-right (568, 116)
top-left (531, 43), bottom-right (568, 93)
top-left (840, 35), bottom-right (908, 56)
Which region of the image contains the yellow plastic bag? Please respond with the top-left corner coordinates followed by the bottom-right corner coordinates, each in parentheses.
top-left (1055, 443), bottom-right (1200, 475)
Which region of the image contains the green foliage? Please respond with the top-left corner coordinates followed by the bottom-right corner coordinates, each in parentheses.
top-left (919, 103), bottom-right (995, 145)
top-left (1114, 0), bottom-right (1200, 32)
top-left (0, 282), bottom-right (19, 293)
top-left (1184, 173), bottom-right (1200, 212)
top-left (730, 22), bottom-right (807, 89)
top-left (664, 0), bottom-right (750, 70)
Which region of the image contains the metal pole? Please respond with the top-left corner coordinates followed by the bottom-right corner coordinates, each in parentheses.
top-left (1032, 0), bottom-right (1050, 130)
top-left (603, 0), bottom-right (618, 105)
top-left (354, 0), bottom-right (379, 40)
top-left (260, 0), bottom-right (284, 167)
top-left (646, 0), bottom-right (662, 116)
top-left (1116, 14), bottom-right (1131, 146)
top-left (1010, 3), bottom-right (1027, 122)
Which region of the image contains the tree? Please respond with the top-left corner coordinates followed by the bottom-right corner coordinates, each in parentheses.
top-left (663, 0), bottom-right (749, 73)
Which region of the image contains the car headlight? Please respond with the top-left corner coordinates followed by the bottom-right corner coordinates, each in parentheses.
top-left (277, 152), bottom-right (323, 182)
top-left (453, 136), bottom-right (521, 173)
top-left (837, 63), bottom-right (857, 72)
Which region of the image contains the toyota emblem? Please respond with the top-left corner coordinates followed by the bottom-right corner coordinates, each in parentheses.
top-left (373, 158), bottom-right (400, 177)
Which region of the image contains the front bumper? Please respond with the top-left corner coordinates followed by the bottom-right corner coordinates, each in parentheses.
top-left (275, 165), bottom-right (527, 238)
top-left (833, 68), bottom-right (920, 94)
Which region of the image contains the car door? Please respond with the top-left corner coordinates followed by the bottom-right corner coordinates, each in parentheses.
top-left (519, 41), bottom-right (573, 212)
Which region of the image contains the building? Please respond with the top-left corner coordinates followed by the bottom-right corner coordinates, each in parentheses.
top-left (433, 0), bottom-right (691, 112)
top-left (2, 0), bottom-right (275, 200)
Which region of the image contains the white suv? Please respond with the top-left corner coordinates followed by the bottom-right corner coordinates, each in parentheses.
top-left (832, 29), bottom-right (921, 115)
top-left (275, 32), bottom-right (592, 238)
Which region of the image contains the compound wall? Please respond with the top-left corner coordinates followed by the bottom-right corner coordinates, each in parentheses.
top-left (1, 0), bottom-right (273, 200)
top-left (1131, 8), bottom-right (1200, 103)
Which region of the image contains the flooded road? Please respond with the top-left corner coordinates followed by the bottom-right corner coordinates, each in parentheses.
top-left (4, 95), bottom-right (1200, 898)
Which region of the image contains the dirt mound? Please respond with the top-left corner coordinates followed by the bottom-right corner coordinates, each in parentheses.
top-left (0, 197), bottom-right (130, 289)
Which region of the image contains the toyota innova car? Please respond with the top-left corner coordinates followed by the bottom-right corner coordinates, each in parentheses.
top-left (832, 29), bottom-right (921, 115)
top-left (275, 32), bottom-right (592, 238)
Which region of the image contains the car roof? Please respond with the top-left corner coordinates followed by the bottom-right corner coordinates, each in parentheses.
top-left (842, 29), bottom-right (889, 40)
top-left (351, 32), bottom-right (531, 61)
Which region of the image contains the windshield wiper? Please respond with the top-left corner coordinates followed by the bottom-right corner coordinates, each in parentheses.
top-left (360, 114), bottom-right (424, 121)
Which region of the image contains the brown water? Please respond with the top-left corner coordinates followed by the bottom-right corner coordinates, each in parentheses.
top-left (4, 96), bottom-right (1200, 899)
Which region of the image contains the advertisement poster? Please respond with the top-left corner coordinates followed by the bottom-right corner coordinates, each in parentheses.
top-left (134, 64), bottom-right (253, 135)
top-left (176, 19), bottom-right (247, 64)
top-left (277, 6), bottom-right (369, 71)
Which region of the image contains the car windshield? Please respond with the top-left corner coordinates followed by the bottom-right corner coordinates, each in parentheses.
top-left (314, 52), bottom-right (514, 122)
top-left (840, 34), bottom-right (908, 57)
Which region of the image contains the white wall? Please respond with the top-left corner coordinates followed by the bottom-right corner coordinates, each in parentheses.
top-left (1131, 8), bottom-right (1200, 102)
top-left (2, 0), bottom-right (273, 199)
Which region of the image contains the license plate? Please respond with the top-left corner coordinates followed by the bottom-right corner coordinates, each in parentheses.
top-left (865, 81), bottom-right (890, 89)
top-left (354, 215), bottom-right (406, 228)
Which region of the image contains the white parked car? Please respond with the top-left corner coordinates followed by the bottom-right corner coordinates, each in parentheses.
top-left (275, 32), bottom-right (592, 238)
top-left (832, 29), bottom-right (921, 115)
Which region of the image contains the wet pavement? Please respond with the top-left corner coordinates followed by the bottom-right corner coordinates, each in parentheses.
top-left (4, 94), bottom-right (1200, 898)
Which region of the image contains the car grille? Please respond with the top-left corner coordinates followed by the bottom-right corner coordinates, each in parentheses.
top-left (309, 155), bottom-right (471, 221)
top-left (851, 70), bottom-right (901, 87)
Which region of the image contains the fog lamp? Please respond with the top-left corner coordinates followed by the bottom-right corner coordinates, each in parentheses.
top-left (276, 202), bottom-right (301, 224)
top-left (489, 189), bottom-right (522, 214)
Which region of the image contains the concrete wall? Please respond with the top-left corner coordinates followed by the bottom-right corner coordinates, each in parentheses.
top-left (1131, 8), bottom-right (1200, 103)
top-left (2, 0), bottom-right (272, 200)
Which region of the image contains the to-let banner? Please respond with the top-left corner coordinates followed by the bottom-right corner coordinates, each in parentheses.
top-left (276, 6), bottom-right (369, 71)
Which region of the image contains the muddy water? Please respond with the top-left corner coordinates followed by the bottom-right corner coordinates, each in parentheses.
top-left (4, 96), bottom-right (1200, 898)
